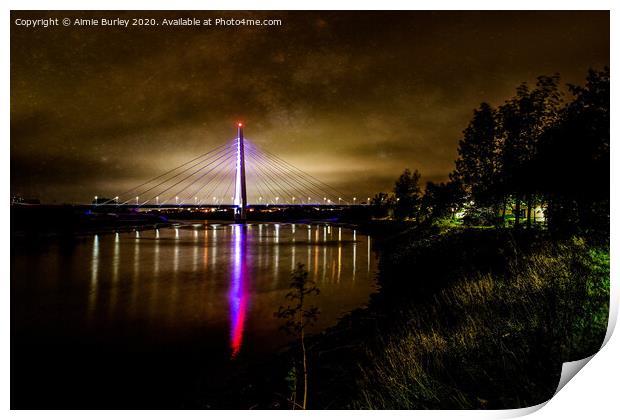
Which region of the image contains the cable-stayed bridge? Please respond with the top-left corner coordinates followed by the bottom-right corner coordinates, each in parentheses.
top-left (93, 124), bottom-right (363, 221)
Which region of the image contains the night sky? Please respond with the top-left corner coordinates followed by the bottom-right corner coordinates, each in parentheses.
top-left (10, 11), bottom-right (609, 203)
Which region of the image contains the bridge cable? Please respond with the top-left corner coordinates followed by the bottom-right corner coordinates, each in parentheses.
top-left (245, 141), bottom-right (351, 204)
top-left (245, 148), bottom-right (327, 205)
top-left (99, 140), bottom-right (234, 205)
top-left (187, 154), bottom-right (238, 205)
top-left (244, 151), bottom-right (301, 205)
top-left (245, 143), bottom-right (347, 204)
top-left (245, 145), bottom-right (343, 204)
top-left (244, 158), bottom-right (289, 205)
top-left (140, 146), bottom-right (237, 205)
top-left (173, 151), bottom-right (239, 205)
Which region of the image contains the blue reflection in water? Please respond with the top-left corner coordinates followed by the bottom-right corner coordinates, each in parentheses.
top-left (229, 224), bottom-right (248, 358)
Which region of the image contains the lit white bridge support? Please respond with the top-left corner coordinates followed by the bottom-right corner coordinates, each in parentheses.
top-left (234, 123), bottom-right (248, 223)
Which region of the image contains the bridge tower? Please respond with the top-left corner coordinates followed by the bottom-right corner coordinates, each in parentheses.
top-left (234, 123), bottom-right (248, 222)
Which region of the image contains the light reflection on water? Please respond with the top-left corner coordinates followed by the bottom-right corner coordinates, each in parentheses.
top-left (13, 223), bottom-right (377, 359)
top-left (229, 225), bottom-right (248, 358)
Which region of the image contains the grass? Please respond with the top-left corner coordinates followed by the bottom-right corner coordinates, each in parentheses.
top-left (307, 228), bottom-right (609, 409)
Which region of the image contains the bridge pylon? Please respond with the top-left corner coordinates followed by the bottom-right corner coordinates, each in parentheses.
top-left (234, 123), bottom-right (248, 223)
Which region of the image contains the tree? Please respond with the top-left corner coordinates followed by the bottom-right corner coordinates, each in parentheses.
top-left (454, 102), bottom-right (502, 220)
top-left (370, 192), bottom-right (395, 218)
top-left (497, 75), bottom-right (563, 229)
top-left (393, 168), bottom-right (422, 220)
top-left (535, 68), bottom-right (609, 235)
top-left (454, 102), bottom-right (505, 225)
top-left (421, 177), bottom-right (466, 222)
top-left (275, 263), bottom-right (320, 409)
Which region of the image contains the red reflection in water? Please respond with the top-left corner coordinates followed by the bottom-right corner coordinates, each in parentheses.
top-left (229, 225), bottom-right (248, 358)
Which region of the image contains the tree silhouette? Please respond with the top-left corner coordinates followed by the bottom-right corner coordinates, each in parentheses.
top-left (535, 68), bottom-right (609, 234)
top-left (454, 102), bottom-right (502, 224)
top-left (497, 75), bottom-right (562, 229)
top-left (393, 168), bottom-right (422, 220)
top-left (421, 177), bottom-right (466, 222)
top-left (370, 192), bottom-right (395, 218)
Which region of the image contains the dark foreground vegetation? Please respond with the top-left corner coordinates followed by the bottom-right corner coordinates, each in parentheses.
top-left (305, 226), bottom-right (609, 409)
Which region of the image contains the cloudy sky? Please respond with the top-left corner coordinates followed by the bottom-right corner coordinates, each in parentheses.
top-left (11, 11), bottom-right (609, 203)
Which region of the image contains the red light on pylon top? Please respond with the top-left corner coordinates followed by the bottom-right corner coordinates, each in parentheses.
top-left (238, 123), bottom-right (243, 127)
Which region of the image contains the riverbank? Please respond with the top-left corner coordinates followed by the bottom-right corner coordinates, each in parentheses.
top-left (280, 225), bottom-right (609, 409)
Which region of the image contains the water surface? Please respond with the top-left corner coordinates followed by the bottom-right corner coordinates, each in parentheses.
top-left (11, 222), bottom-right (377, 407)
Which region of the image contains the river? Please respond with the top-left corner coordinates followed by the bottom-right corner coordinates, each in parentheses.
top-left (11, 222), bottom-right (377, 408)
